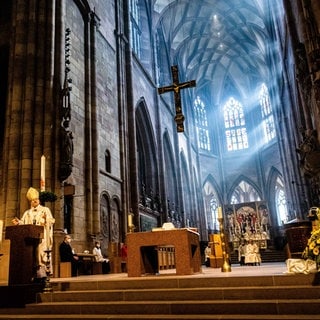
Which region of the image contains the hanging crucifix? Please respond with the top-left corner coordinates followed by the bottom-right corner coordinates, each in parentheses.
top-left (158, 65), bottom-right (196, 132)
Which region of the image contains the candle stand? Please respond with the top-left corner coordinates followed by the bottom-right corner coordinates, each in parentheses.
top-left (43, 249), bottom-right (53, 292)
top-left (218, 217), bottom-right (231, 272)
top-left (128, 224), bottom-right (135, 233)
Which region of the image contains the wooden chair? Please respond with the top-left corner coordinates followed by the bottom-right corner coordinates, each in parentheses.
top-left (59, 262), bottom-right (71, 277)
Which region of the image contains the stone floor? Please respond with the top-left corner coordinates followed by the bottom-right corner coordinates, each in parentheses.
top-left (49, 261), bottom-right (290, 283)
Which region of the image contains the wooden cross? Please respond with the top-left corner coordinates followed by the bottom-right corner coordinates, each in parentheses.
top-left (158, 65), bottom-right (196, 132)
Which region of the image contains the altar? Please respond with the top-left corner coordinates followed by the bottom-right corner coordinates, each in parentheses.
top-left (126, 229), bottom-right (201, 277)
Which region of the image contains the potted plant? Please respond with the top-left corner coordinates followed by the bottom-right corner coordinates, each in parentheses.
top-left (39, 191), bottom-right (58, 204)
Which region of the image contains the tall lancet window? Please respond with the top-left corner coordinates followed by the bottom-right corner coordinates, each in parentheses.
top-left (203, 181), bottom-right (220, 232)
top-left (275, 177), bottom-right (288, 225)
top-left (223, 97), bottom-right (248, 151)
top-left (129, 0), bottom-right (141, 58)
top-left (259, 83), bottom-right (275, 143)
top-left (194, 96), bottom-right (211, 151)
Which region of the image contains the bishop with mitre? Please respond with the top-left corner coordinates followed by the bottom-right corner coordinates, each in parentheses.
top-left (12, 187), bottom-right (55, 277)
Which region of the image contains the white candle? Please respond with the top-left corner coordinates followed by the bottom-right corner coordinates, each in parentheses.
top-left (218, 207), bottom-right (223, 219)
top-left (40, 155), bottom-right (46, 191)
top-left (128, 214), bottom-right (132, 227)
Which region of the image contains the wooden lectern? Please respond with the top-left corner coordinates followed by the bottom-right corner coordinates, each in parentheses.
top-left (5, 225), bottom-right (44, 285)
top-left (283, 220), bottom-right (311, 259)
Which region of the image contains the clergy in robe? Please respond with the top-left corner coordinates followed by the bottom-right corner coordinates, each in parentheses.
top-left (12, 187), bottom-right (55, 277)
top-left (92, 241), bottom-right (110, 274)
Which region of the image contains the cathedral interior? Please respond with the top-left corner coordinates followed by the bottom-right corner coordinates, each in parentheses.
top-left (0, 0), bottom-right (320, 275)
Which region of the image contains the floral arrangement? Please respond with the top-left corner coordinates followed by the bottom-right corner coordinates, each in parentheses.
top-left (302, 226), bottom-right (320, 266)
top-left (301, 207), bottom-right (320, 265)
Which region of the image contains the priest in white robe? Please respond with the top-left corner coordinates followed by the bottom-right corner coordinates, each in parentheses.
top-left (12, 187), bottom-right (55, 277)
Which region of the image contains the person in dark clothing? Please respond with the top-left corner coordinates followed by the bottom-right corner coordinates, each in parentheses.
top-left (59, 235), bottom-right (80, 276)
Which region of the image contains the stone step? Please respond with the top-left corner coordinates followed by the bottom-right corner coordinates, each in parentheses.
top-left (50, 272), bottom-right (319, 292)
top-left (36, 286), bottom-right (320, 303)
top-left (1, 315), bottom-right (320, 319)
top-left (0, 265), bottom-right (319, 318)
top-left (1, 299), bottom-right (320, 316)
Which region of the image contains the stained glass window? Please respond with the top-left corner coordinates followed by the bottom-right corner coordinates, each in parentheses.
top-left (223, 97), bottom-right (248, 151)
top-left (129, 0), bottom-right (141, 58)
top-left (194, 96), bottom-right (211, 151)
top-left (275, 177), bottom-right (288, 224)
top-left (259, 83), bottom-right (276, 143)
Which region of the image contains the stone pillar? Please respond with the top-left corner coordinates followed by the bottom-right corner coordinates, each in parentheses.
top-left (89, 11), bottom-right (101, 235)
top-left (3, 0), bottom-right (56, 221)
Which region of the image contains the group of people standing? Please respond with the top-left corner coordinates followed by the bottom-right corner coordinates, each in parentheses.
top-left (238, 239), bottom-right (261, 266)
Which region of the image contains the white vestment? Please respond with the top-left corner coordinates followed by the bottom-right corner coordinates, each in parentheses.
top-left (18, 205), bottom-right (55, 268)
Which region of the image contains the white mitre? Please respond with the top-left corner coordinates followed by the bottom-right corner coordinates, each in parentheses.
top-left (26, 187), bottom-right (39, 201)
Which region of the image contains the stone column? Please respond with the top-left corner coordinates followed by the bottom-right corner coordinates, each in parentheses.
top-left (4, 0), bottom-right (56, 221)
top-left (89, 11), bottom-right (101, 235)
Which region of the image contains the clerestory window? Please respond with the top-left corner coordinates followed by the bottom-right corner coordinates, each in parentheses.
top-left (259, 83), bottom-right (276, 143)
top-left (194, 96), bottom-right (211, 151)
top-left (223, 97), bottom-right (248, 151)
top-left (129, 0), bottom-right (141, 58)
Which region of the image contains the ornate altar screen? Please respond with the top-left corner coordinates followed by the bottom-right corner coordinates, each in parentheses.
top-left (224, 201), bottom-right (270, 250)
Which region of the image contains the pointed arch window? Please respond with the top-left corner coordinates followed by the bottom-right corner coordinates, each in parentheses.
top-left (259, 83), bottom-right (276, 143)
top-left (275, 177), bottom-right (288, 224)
top-left (230, 181), bottom-right (261, 204)
top-left (203, 181), bottom-right (220, 232)
top-left (209, 196), bottom-right (220, 232)
top-left (223, 97), bottom-right (248, 151)
top-left (129, 0), bottom-right (141, 58)
top-left (194, 96), bottom-right (211, 151)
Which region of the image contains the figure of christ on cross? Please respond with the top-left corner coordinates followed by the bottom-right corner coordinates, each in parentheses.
top-left (158, 65), bottom-right (196, 132)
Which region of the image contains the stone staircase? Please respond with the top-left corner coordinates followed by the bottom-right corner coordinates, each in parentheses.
top-left (0, 268), bottom-right (320, 319)
top-left (230, 249), bottom-right (287, 265)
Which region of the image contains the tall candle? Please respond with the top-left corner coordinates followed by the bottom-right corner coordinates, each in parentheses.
top-left (218, 206), bottom-right (223, 219)
top-left (128, 214), bottom-right (132, 227)
top-left (40, 155), bottom-right (46, 191)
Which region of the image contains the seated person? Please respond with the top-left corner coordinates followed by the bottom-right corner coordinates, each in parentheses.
top-left (244, 240), bottom-right (261, 266)
top-left (92, 241), bottom-right (110, 274)
top-left (59, 235), bottom-right (80, 277)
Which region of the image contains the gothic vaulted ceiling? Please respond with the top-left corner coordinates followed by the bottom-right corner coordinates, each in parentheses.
top-left (153, 0), bottom-right (277, 105)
